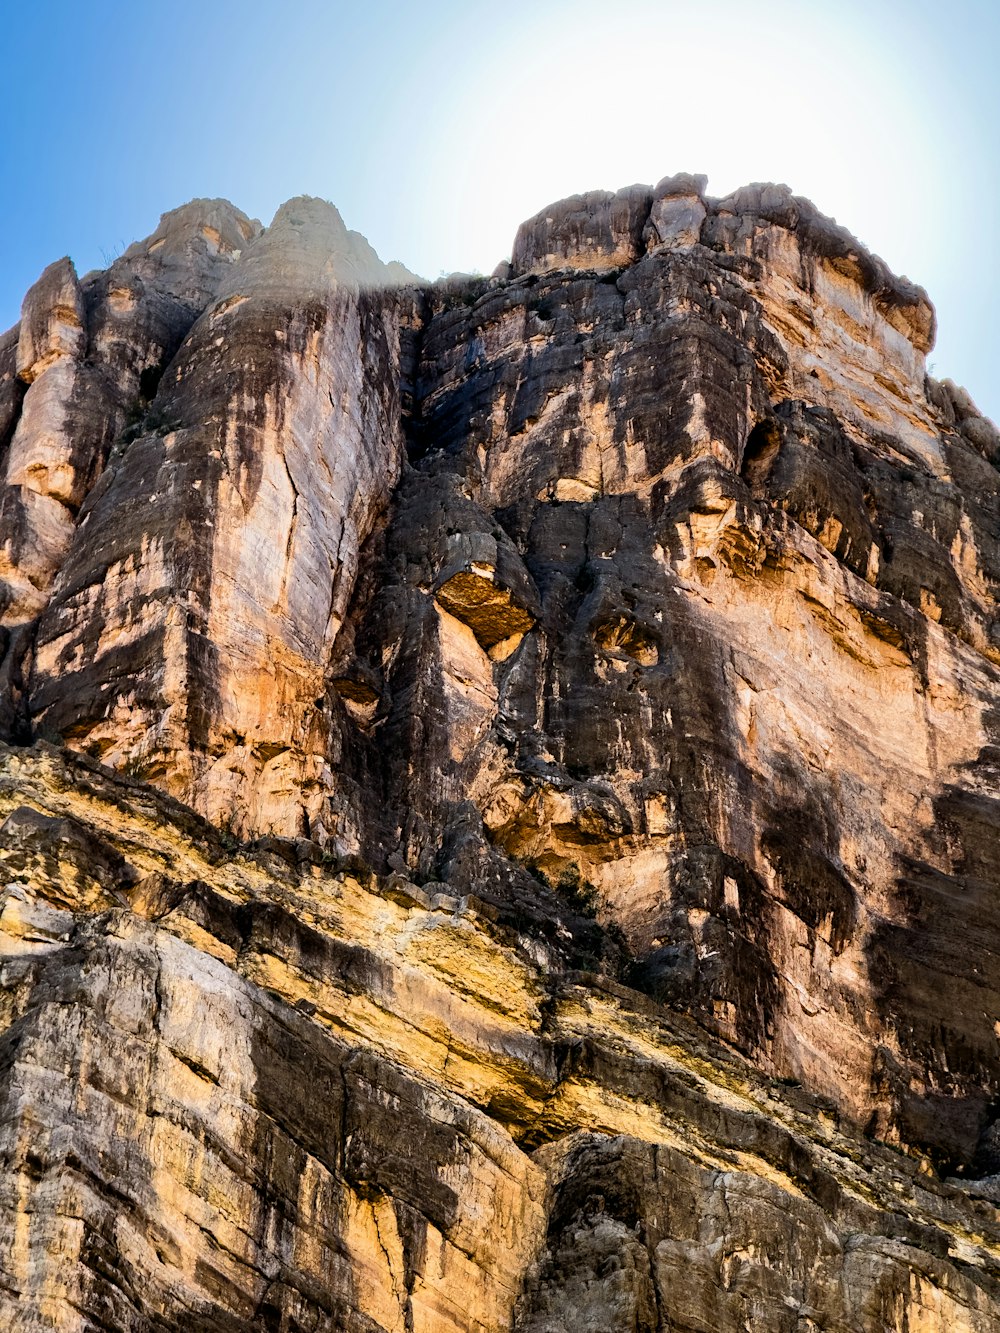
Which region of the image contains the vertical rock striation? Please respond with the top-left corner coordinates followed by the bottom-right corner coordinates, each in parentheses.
top-left (27, 198), bottom-right (413, 841)
top-left (1, 177), bottom-right (1000, 1330)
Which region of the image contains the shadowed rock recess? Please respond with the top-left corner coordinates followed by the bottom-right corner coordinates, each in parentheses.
top-left (1, 179), bottom-right (1000, 1329)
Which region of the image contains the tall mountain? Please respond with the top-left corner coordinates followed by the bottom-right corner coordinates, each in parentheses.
top-left (1, 177), bottom-right (999, 1331)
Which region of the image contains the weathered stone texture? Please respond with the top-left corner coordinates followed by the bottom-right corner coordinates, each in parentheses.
top-left (1, 180), bottom-right (999, 1330)
top-left (28, 198), bottom-right (414, 843)
top-left (2, 746), bottom-right (999, 1331)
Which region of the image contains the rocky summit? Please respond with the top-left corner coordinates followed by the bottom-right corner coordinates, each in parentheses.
top-left (1, 176), bottom-right (999, 1331)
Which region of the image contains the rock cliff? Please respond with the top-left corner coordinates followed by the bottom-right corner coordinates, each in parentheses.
top-left (1, 179), bottom-right (999, 1331)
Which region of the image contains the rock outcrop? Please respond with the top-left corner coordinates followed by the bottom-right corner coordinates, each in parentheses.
top-left (1, 179), bottom-right (999, 1331)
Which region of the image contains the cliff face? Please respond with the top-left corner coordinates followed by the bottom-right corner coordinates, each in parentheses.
top-left (1, 178), bottom-right (999, 1331)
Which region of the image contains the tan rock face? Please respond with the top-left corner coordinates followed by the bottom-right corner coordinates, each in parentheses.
top-left (29, 198), bottom-right (413, 842)
top-left (15, 257), bottom-right (86, 384)
top-left (1, 746), bottom-right (999, 1331)
top-left (1, 181), bottom-right (1000, 1329)
top-left (0, 200), bottom-right (261, 630)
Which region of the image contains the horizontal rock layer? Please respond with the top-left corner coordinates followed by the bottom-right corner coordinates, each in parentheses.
top-left (2, 744), bottom-right (999, 1331)
top-left (1, 180), bottom-right (999, 1329)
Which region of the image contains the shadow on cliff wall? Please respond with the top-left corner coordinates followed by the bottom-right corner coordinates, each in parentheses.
top-left (866, 730), bottom-right (1000, 1172)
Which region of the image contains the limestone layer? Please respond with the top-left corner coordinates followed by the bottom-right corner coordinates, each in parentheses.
top-left (1, 178), bottom-right (1000, 1330)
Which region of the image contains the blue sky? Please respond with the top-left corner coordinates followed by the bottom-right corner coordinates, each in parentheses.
top-left (2, 0), bottom-right (997, 421)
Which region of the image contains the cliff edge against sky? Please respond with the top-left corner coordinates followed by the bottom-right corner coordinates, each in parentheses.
top-left (1, 175), bottom-right (999, 1331)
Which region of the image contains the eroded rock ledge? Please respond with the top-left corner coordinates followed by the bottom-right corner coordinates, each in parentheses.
top-left (1, 179), bottom-right (1000, 1330)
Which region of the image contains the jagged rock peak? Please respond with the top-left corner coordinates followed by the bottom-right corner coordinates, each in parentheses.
top-left (217, 194), bottom-right (419, 299)
top-left (512, 174), bottom-right (935, 353)
top-left (2, 195), bottom-right (418, 353)
top-left (16, 257), bottom-right (86, 383)
top-left (121, 195), bottom-right (261, 262)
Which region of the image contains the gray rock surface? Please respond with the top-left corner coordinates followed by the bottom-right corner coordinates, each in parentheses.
top-left (511, 184), bottom-right (654, 275)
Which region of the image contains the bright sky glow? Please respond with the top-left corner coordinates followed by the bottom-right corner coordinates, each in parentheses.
top-left (2, 0), bottom-right (996, 418)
